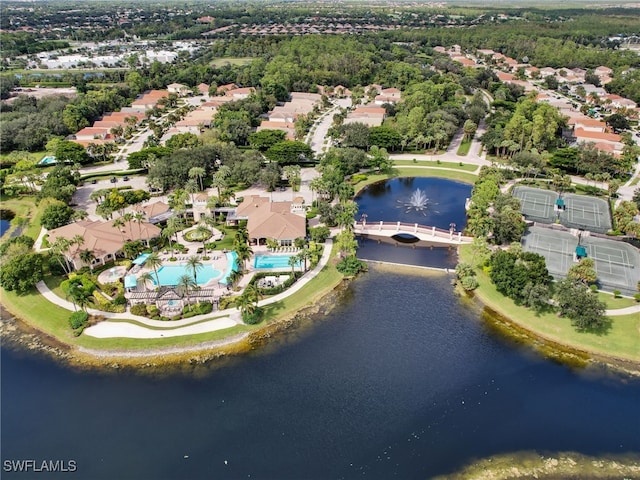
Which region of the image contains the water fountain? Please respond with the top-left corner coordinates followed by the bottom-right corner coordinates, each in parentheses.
top-left (397, 188), bottom-right (434, 215)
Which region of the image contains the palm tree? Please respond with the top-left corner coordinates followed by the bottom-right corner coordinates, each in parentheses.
top-left (144, 252), bottom-right (163, 287)
top-left (122, 212), bottom-right (134, 233)
top-left (177, 274), bottom-right (196, 306)
top-left (288, 254), bottom-right (298, 274)
top-left (212, 165), bottom-right (231, 198)
top-left (235, 289), bottom-right (257, 319)
top-left (112, 217), bottom-right (126, 233)
top-left (235, 243), bottom-right (252, 270)
top-left (185, 179), bottom-right (199, 206)
top-left (79, 249), bottom-right (95, 271)
top-left (298, 247), bottom-right (311, 272)
top-left (185, 255), bottom-right (203, 285)
top-left (195, 224), bottom-right (211, 257)
top-left (189, 166), bottom-right (206, 191)
top-left (138, 271), bottom-right (154, 292)
top-left (162, 226), bottom-right (177, 255)
top-left (50, 237), bottom-right (73, 274)
top-left (133, 212), bottom-right (145, 237)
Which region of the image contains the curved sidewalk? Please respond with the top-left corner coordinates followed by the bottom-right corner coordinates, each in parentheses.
top-left (38, 240), bottom-right (333, 339)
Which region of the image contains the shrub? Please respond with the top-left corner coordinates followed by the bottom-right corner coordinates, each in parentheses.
top-left (242, 308), bottom-right (264, 325)
top-left (460, 275), bottom-right (479, 291)
top-left (634, 293), bottom-right (640, 303)
top-left (113, 294), bottom-right (127, 306)
top-left (68, 311), bottom-right (89, 330)
top-left (218, 296), bottom-right (235, 310)
top-left (613, 290), bottom-right (622, 298)
top-left (147, 305), bottom-right (159, 316)
top-left (336, 255), bottom-right (368, 276)
top-left (130, 304), bottom-right (148, 316)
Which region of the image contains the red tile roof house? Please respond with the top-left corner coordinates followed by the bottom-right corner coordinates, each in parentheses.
top-left (235, 196), bottom-right (306, 246)
top-left (47, 219), bottom-right (161, 270)
top-left (573, 128), bottom-right (624, 155)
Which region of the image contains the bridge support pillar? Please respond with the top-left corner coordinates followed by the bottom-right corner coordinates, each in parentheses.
top-left (458, 232), bottom-right (462, 242)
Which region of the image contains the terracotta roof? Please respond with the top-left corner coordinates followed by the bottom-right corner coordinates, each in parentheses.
top-left (574, 128), bottom-right (621, 142)
top-left (236, 196), bottom-right (306, 241)
top-left (76, 127), bottom-right (109, 136)
top-left (496, 71), bottom-right (515, 81)
top-left (48, 219), bottom-right (161, 260)
top-left (135, 201), bottom-right (170, 218)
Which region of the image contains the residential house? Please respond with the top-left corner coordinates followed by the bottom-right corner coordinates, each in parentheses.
top-left (234, 196), bottom-right (306, 246)
top-left (167, 83), bottom-right (191, 97)
top-left (197, 83), bottom-right (210, 95)
top-left (134, 201), bottom-right (172, 224)
top-left (344, 106), bottom-right (386, 127)
top-left (74, 127), bottom-right (110, 141)
top-left (573, 128), bottom-right (624, 155)
top-left (225, 87), bottom-right (255, 100)
top-left (130, 90), bottom-right (169, 112)
top-left (47, 219), bottom-right (161, 269)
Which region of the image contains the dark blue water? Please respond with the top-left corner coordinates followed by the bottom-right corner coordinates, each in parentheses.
top-left (2, 271), bottom-right (640, 480)
top-left (2, 178), bottom-right (640, 479)
top-left (354, 177), bottom-right (472, 269)
top-left (355, 177), bottom-right (472, 230)
top-left (0, 219), bottom-right (10, 237)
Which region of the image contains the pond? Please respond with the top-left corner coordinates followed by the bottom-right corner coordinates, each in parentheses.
top-left (2, 178), bottom-right (639, 479)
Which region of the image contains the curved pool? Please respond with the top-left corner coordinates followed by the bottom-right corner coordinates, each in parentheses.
top-left (151, 264), bottom-right (222, 286)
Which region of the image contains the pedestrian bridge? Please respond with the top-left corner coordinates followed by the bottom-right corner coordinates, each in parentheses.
top-left (353, 221), bottom-right (473, 245)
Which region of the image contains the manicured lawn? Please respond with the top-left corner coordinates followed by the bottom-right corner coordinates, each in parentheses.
top-left (353, 167), bottom-right (477, 193)
top-left (597, 291), bottom-right (638, 309)
top-left (456, 139), bottom-right (472, 156)
top-left (392, 160), bottom-right (477, 171)
top-left (459, 245), bottom-right (640, 362)
top-left (210, 57), bottom-right (254, 67)
top-left (0, 150), bottom-right (46, 163)
top-left (0, 194), bottom-right (45, 240)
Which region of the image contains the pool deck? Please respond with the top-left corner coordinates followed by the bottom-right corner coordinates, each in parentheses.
top-left (36, 240), bottom-right (334, 339)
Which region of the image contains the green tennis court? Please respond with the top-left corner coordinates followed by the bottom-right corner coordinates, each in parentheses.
top-left (521, 227), bottom-right (576, 276)
top-left (512, 186), bottom-right (558, 224)
top-left (522, 227), bottom-right (639, 294)
top-left (559, 194), bottom-right (612, 234)
top-left (580, 237), bottom-right (639, 294)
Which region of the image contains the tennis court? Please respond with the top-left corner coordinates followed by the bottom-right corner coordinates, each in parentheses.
top-left (512, 186), bottom-right (558, 223)
top-left (580, 237), bottom-right (639, 294)
top-left (521, 227), bottom-right (576, 276)
top-left (522, 226), bottom-right (640, 294)
top-left (559, 194), bottom-right (612, 234)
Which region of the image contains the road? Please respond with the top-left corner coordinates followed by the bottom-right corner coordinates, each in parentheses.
top-left (307, 98), bottom-right (351, 156)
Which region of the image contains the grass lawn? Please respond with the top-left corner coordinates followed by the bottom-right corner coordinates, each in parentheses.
top-left (597, 291), bottom-right (638, 309)
top-left (459, 245), bottom-right (640, 363)
top-left (0, 150), bottom-right (47, 164)
top-left (456, 139), bottom-right (472, 156)
top-left (353, 167), bottom-right (477, 193)
top-left (392, 160), bottom-right (477, 171)
top-left (0, 284), bottom-right (252, 350)
top-left (262, 247), bottom-right (343, 322)
top-left (210, 57), bottom-right (254, 67)
top-left (0, 194), bottom-right (45, 240)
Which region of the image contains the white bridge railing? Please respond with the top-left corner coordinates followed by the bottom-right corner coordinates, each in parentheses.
top-left (353, 221), bottom-right (473, 244)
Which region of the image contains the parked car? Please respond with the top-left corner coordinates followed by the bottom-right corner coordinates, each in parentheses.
top-left (123, 176), bottom-right (129, 181)
top-left (110, 177), bottom-right (117, 183)
top-left (91, 179), bottom-right (97, 184)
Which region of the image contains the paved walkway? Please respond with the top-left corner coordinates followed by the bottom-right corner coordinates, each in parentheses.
top-left (38, 239), bottom-right (334, 339)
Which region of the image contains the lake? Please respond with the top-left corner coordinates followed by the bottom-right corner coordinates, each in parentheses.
top-left (2, 178), bottom-right (639, 479)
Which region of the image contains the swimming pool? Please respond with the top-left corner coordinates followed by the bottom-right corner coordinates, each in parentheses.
top-left (39, 155), bottom-right (57, 165)
top-left (254, 254), bottom-right (300, 269)
top-left (151, 264), bottom-right (222, 286)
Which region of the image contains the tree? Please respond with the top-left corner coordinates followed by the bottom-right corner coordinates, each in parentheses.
top-left (463, 119), bottom-right (478, 141)
top-left (0, 253), bottom-right (44, 294)
top-left (265, 141), bottom-right (314, 164)
top-left (138, 271), bottom-right (154, 292)
top-left (79, 250), bottom-right (95, 271)
top-left (605, 113), bottom-right (630, 133)
top-left (555, 278), bottom-right (609, 332)
top-left (177, 274), bottom-right (196, 306)
top-left (260, 162), bottom-right (282, 192)
top-left (283, 165), bottom-right (302, 192)
top-left (249, 129), bottom-right (286, 150)
top-left (55, 140), bottom-right (89, 164)
top-left (288, 254), bottom-right (298, 274)
top-left (41, 201), bottom-right (74, 230)
top-left (567, 258), bottom-right (597, 285)
top-left (340, 122), bottom-right (371, 149)
top-left (368, 145), bottom-right (391, 173)
top-left (185, 255), bottom-right (204, 285)
top-left (188, 166), bottom-right (207, 192)
top-left (369, 126), bottom-right (402, 150)
top-left (144, 252), bottom-right (163, 287)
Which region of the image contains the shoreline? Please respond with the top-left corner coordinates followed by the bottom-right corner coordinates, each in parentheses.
top-left (0, 278), bottom-right (350, 371)
top-left (2, 257), bottom-right (639, 376)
